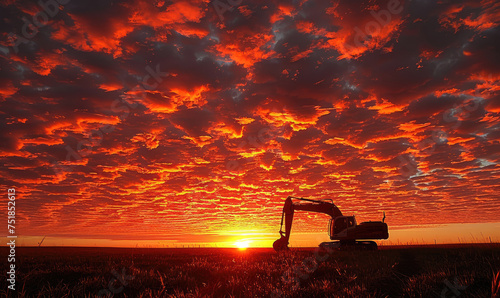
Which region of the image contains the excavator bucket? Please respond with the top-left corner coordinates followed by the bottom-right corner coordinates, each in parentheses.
top-left (273, 235), bottom-right (289, 252)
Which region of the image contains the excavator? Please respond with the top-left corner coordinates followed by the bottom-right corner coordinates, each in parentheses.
top-left (273, 196), bottom-right (389, 251)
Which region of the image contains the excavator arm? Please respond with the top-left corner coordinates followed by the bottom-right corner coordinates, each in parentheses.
top-left (273, 196), bottom-right (343, 251)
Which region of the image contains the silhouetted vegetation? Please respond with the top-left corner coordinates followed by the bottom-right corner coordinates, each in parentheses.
top-left (1, 245), bottom-right (499, 297)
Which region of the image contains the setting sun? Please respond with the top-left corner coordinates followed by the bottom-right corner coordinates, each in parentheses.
top-left (234, 240), bottom-right (251, 250)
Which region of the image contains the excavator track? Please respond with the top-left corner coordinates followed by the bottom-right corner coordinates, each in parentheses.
top-left (319, 240), bottom-right (378, 251)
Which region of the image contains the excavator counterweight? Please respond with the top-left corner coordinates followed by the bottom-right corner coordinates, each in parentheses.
top-left (273, 196), bottom-right (389, 251)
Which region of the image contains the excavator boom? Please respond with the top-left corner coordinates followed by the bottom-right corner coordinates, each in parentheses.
top-left (273, 196), bottom-right (343, 251)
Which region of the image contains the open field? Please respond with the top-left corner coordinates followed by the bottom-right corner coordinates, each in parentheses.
top-left (1, 244), bottom-right (499, 297)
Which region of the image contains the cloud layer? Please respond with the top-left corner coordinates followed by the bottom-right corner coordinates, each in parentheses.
top-left (1, 0), bottom-right (499, 242)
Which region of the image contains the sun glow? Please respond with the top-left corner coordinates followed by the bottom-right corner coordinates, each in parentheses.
top-left (234, 240), bottom-right (251, 250)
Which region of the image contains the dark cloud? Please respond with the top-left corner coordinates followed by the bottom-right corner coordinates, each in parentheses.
top-left (0, 0), bottom-right (499, 242)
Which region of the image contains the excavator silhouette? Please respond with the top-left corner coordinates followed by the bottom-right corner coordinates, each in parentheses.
top-left (273, 196), bottom-right (389, 251)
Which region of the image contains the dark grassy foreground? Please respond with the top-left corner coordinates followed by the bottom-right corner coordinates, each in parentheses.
top-left (1, 245), bottom-right (499, 297)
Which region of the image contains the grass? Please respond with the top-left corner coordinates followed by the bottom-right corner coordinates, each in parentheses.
top-left (0, 244), bottom-right (499, 297)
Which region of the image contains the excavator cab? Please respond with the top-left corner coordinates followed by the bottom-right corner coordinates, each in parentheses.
top-left (328, 216), bottom-right (357, 237)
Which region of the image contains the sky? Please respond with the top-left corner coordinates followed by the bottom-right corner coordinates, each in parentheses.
top-left (1, 0), bottom-right (499, 248)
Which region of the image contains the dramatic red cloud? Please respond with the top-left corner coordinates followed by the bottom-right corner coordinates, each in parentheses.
top-left (1, 0), bottom-right (499, 247)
